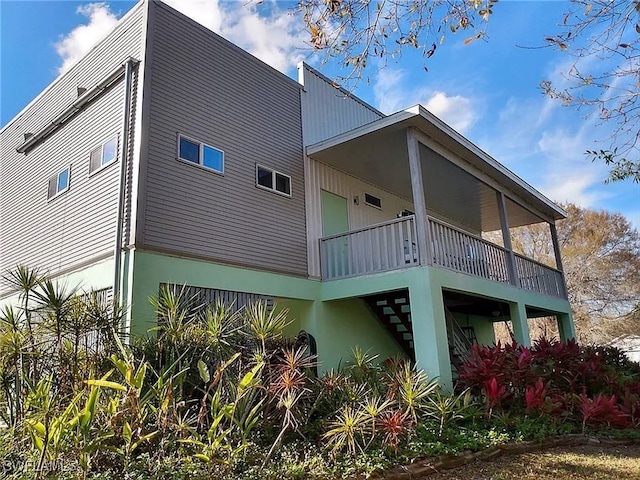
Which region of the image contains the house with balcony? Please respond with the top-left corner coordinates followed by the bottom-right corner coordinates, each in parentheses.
top-left (0, 0), bottom-right (574, 389)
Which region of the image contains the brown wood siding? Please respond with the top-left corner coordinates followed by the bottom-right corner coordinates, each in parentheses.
top-left (141, 3), bottom-right (307, 277)
top-left (0, 5), bottom-right (145, 296)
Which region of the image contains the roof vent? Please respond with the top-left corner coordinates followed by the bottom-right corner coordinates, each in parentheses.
top-left (23, 133), bottom-right (33, 141)
top-left (77, 86), bottom-right (87, 97)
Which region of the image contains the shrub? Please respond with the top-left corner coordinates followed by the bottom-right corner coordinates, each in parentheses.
top-left (457, 338), bottom-right (640, 431)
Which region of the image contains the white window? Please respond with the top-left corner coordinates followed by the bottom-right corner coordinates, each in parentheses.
top-left (256, 164), bottom-right (291, 197)
top-left (89, 136), bottom-right (117, 175)
top-left (178, 134), bottom-right (224, 174)
top-left (47, 167), bottom-right (70, 200)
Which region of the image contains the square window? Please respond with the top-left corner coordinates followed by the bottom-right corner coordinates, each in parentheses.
top-left (275, 172), bottom-right (291, 195)
top-left (89, 136), bottom-right (118, 175)
top-left (179, 137), bottom-right (199, 164)
top-left (102, 137), bottom-right (117, 164)
top-left (48, 167), bottom-right (70, 200)
top-left (257, 166), bottom-right (273, 189)
top-left (202, 145), bottom-right (224, 172)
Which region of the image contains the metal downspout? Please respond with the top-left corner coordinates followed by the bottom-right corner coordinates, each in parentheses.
top-left (113, 58), bottom-right (136, 308)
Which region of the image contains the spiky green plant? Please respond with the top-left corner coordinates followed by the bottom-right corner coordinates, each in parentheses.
top-left (395, 363), bottom-right (439, 422)
top-left (425, 388), bottom-right (474, 437)
top-left (323, 405), bottom-right (370, 455)
top-left (244, 301), bottom-right (291, 355)
top-left (3, 266), bottom-right (43, 338)
top-left (0, 306), bottom-right (28, 425)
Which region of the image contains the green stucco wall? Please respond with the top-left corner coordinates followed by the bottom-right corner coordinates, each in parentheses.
top-left (127, 250), bottom-right (319, 336)
top-left (124, 250), bottom-right (574, 391)
top-left (313, 298), bottom-right (405, 373)
top-left (0, 257), bottom-right (114, 311)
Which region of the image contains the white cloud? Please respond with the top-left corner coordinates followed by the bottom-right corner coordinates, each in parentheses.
top-left (373, 68), bottom-right (478, 134)
top-left (373, 69), bottom-right (406, 113)
top-left (54, 1), bottom-right (307, 75)
top-left (540, 171), bottom-right (607, 208)
top-left (424, 92), bottom-right (476, 134)
top-left (162, 0), bottom-right (224, 32)
top-left (163, 0), bottom-right (306, 73)
top-left (55, 3), bottom-right (119, 75)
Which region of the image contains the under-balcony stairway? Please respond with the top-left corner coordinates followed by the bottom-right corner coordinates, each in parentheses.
top-left (364, 292), bottom-right (475, 372)
top-left (444, 306), bottom-right (474, 372)
top-left (365, 292), bottom-right (416, 362)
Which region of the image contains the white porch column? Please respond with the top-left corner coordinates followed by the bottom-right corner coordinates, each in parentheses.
top-left (550, 223), bottom-right (569, 298)
top-left (496, 191), bottom-right (518, 286)
top-left (509, 302), bottom-right (531, 347)
top-left (406, 128), bottom-right (431, 265)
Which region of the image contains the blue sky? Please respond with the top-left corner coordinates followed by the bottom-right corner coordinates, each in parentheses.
top-left (1, 0), bottom-right (638, 227)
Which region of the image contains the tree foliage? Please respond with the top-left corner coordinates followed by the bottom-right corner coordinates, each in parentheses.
top-left (507, 203), bottom-right (640, 343)
top-left (299, 0), bottom-right (496, 82)
top-left (298, 0), bottom-right (639, 181)
top-left (541, 0), bottom-right (640, 182)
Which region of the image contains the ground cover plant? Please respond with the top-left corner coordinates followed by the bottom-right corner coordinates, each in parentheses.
top-left (1, 266), bottom-right (639, 479)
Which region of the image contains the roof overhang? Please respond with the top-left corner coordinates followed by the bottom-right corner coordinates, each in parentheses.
top-left (306, 105), bottom-right (566, 225)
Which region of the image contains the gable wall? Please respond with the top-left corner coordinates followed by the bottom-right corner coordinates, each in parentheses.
top-left (140, 2), bottom-right (307, 277)
top-left (0, 4), bottom-right (146, 296)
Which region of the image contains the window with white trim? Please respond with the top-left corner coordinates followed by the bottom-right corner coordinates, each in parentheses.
top-left (256, 165), bottom-right (291, 196)
top-left (47, 167), bottom-right (70, 200)
top-left (178, 134), bottom-right (224, 173)
top-left (89, 136), bottom-right (117, 175)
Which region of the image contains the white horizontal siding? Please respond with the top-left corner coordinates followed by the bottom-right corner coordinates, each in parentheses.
top-left (141, 3), bottom-right (306, 277)
top-left (299, 64), bottom-right (384, 146)
top-left (306, 160), bottom-right (416, 278)
top-left (0, 5), bottom-right (145, 296)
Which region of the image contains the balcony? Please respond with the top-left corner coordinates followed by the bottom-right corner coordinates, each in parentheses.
top-left (320, 215), bottom-right (567, 299)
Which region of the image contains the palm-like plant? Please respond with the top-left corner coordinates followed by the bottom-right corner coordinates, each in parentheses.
top-left (263, 346), bottom-right (317, 465)
top-left (244, 301), bottom-right (291, 355)
top-left (191, 300), bottom-right (241, 359)
top-left (3, 265), bottom-right (43, 345)
top-left (323, 405), bottom-right (370, 455)
top-left (0, 306), bottom-right (28, 425)
top-left (425, 388), bottom-right (474, 438)
top-left (150, 284), bottom-right (203, 369)
top-left (394, 363), bottom-right (439, 422)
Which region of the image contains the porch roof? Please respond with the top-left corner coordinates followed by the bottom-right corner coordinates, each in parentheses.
top-left (306, 105), bottom-right (566, 228)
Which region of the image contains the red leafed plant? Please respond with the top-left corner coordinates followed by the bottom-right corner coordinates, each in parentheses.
top-left (457, 342), bottom-right (508, 393)
top-left (378, 409), bottom-right (413, 454)
top-left (483, 377), bottom-right (508, 415)
top-left (456, 338), bottom-right (640, 431)
top-left (525, 379), bottom-right (548, 414)
top-left (579, 392), bottom-right (629, 432)
top-left (620, 388), bottom-right (640, 428)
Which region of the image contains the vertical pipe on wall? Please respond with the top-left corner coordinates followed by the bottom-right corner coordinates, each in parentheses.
top-left (113, 58), bottom-right (137, 307)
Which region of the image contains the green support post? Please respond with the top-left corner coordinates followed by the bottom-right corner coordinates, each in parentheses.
top-left (409, 269), bottom-right (453, 391)
top-left (508, 302), bottom-right (531, 346)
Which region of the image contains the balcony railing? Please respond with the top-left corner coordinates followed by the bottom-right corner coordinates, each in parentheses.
top-left (320, 216), bottom-right (568, 299)
top-left (320, 216), bottom-right (419, 280)
top-left (428, 218), bottom-right (511, 284)
top-left (515, 253), bottom-right (566, 298)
